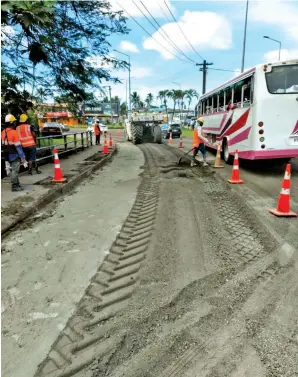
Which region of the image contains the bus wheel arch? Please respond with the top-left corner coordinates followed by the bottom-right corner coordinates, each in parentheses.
top-left (222, 138), bottom-right (233, 164)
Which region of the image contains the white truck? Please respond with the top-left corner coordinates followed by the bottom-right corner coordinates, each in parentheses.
top-left (124, 113), bottom-right (163, 145)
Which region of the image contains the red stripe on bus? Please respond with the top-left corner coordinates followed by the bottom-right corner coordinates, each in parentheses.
top-left (225, 109), bottom-right (250, 137)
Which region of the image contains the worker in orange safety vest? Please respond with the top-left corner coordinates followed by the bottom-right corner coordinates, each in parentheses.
top-left (1, 114), bottom-right (26, 191)
top-left (191, 117), bottom-right (209, 167)
top-left (17, 114), bottom-right (41, 175)
top-left (94, 120), bottom-right (101, 145)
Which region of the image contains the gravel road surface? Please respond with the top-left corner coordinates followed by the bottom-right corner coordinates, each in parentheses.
top-left (2, 141), bottom-right (298, 377)
top-left (1, 143), bottom-right (144, 377)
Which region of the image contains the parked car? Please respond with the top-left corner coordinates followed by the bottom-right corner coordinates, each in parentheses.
top-left (87, 123), bottom-right (108, 134)
top-left (58, 123), bottom-right (70, 132)
top-left (161, 122), bottom-right (182, 139)
top-left (100, 124), bottom-right (108, 134)
top-left (86, 124), bottom-right (94, 133)
top-left (41, 122), bottom-right (64, 137)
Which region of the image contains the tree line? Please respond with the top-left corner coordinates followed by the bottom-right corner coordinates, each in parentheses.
top-left (1, 0), bottom-right (129, 123)
top-left (130, 89), bottom-right (199, 118)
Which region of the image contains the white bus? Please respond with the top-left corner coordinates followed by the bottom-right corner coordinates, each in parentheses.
top-left (196, 59), bottom-right (298, 163)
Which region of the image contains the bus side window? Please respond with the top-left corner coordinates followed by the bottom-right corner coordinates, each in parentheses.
top-left (242, 77), bottom-right (252, 107)
top-left (225, 88), bottom-right (232, 110)
top-left (242, 83), bottom-right (251, 107)
top-left (218, 92), bottom-right (224, 111)
top-left (250, 75), bottom-right (254, 104)
top-left (234, 85), bottom-right (242, 107)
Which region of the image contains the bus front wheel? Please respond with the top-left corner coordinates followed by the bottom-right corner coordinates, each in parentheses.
top-left (222, 139), bottom-right (233, 164)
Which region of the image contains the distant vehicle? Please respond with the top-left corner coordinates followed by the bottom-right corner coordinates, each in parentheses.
top-left (124, 113), bottom-right (162, 144)
top-left (161, 123), bottom-right (182, 139)
top-left (99, 124), bottom-right (108, 134)
top-left (197, 59), bottom-right (298, 163)
top-left (58, 123), bottom-right (70, 132)
top-left (86, 125), bottom-right (94, 133)
top-left (41, 122), bottom-right (63, 137)
top-left (87, 123), bottom-right (107, 134)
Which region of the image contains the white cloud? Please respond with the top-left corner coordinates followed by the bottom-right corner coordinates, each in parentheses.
top-left (110, 0), bottom-right (174, 19)
top-left (264, 49), bottom-right (298, 62)
top-left (1, 25), bottom-right (15, 41)
top-left (250, 0), bottom-right (298, 42)
top-left (86, 55), bottom-right (152, 79)
top-left (119, 40), bottom-right (139, 53)
top-left (143, 10), bottom-right (232, 60)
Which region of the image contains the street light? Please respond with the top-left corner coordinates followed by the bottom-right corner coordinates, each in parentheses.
top-left (241, 0), bottom-right (249, 73)
top-left (172, 81), bottom-right (181, 89)
top-left (113, 49), bottom-right (131, 113)
top-left (263, 36), bottom-right (282, 60)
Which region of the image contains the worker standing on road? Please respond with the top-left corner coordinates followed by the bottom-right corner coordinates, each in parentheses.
top-left (94, 120), bottom-right (101, 145)
top-left (191, 117), bottom-right (209, 167)
top-left (1, 114), bottom-right (27, 191)
top-left (17, 114), bottom-right (42, 175)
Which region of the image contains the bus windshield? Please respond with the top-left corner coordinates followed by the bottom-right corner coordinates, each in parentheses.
top-left (265, 64), bottom-right (298, 94)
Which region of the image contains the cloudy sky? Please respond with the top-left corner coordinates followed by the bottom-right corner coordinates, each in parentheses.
top-left (96, 0), bottom-right (298, 106)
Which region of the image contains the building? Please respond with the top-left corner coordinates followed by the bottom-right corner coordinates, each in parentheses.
top-left (37, 103), bottom-right (84, 127)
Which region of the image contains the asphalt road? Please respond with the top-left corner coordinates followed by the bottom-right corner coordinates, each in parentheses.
top-left (166, 134), bottom-right (298, 247)
top-left (2, 140), bottom-right (298, 377)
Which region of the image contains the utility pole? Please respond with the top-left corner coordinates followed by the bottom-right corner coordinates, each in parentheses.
top-left (196, 60), bottom-right (213, 95)
top-left (108, 86), bottom-right (113, 124)
top-left (113, 49), bottom-right (131, 115)
top-left (241, 0), bottom-right (249, 73)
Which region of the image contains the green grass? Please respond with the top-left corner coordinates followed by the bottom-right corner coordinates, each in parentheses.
top-left (181, 128), bottom-right (193, 138)
top-left (108, 124), bottom-right (124, 129)
top-left (38, 135), bottom-right (87, 148)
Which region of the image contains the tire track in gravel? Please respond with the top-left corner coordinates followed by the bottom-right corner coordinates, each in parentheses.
top-left (34, 143), bottom-right (298, 377)
top-left (90, 144), bottom-right (297, 377)
top-left (34, 145), bottom-right (160, 377)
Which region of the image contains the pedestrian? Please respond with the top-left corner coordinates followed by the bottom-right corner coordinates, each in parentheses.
top-left (17, 114), bottom-right (42, 175)
top-left (1, 114), bottom-right (27, 191)
top-left (191, 117), bottom-right (209, 167)
top-left (94, 120), bottom-right (101, 145)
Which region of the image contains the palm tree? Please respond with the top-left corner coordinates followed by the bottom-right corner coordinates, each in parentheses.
top-left (145, 93), bottom-right (154, 109)
top-left (36, 87), bottom-right (49, 103)
top-left (169, 89), bottom-right (184, 121)
top-left (131, 91), bottom-right (140, 110)
top-left (184, 89), bottom-right (199, 119)
top-left (157, 90), bottom-right (169, 121)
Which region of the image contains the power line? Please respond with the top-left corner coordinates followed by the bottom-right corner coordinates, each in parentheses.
top-left (164, 1), bottom-right (204, 62)
top-left (116, 1), bottom-right (192, 65)
top-left (139, 0), bottom-right (197, 64)
top-left (208, 68), bottom-right (241, 73)
top-left (157, 1), bottom-right (172, 24)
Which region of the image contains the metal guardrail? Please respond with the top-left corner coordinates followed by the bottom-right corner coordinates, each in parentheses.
top-left (36, 131), bottom-right (93, 163)
top-left (1, 131), bottom-right (93, 178)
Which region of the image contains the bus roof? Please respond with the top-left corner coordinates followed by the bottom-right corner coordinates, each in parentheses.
top-left (199, 59), bottom-right (298, 100)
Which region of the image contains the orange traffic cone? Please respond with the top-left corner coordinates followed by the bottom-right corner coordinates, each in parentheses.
top-left (50, 147), bottom-right (66, 183)
top-left (102, 137), bottom-right (109, 155)
top-left (109, 133), bottom-right (113, 148)
top-left (116, 129), bottom-right (121, 138)
top-left (212, 143), bottom-right (224, 168)
top-left (228, 149), bottom-right (244, 184)
top-left (168, 133), bottom-right (173, 145)
top-left (269, 164), bottom-right (297, 217)
top-left (178, 137), bottom-right (183, 148)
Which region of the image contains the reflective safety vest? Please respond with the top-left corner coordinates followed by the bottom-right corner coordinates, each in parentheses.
top-left (193, 128), bottom-right (203, 147)
top-left (17, 124), bottom-right (36, 148)
top-left (94, 123), bottom-right (101, 135)
top-left (1, 128), bottom-right (21, 157)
